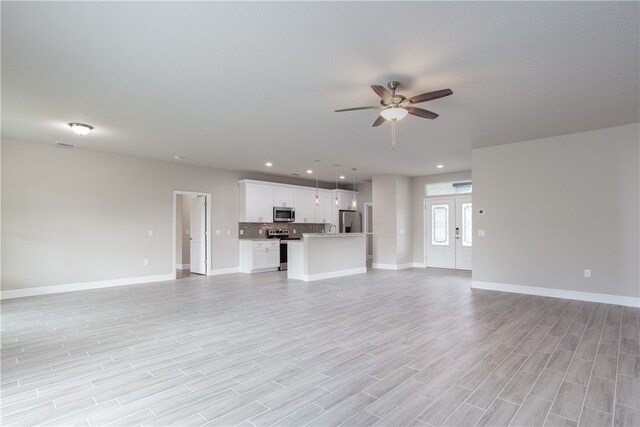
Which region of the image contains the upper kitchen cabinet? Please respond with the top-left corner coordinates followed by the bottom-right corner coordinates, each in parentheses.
top-left (333, 190), bottom-right (357, 211)
top-left (316, 189), bottom-right (332, 224)
top-left (293, 188), bottom-right (316, 223)
top-left (239, 180), bottom-right (274, 222)
top-left (273, 186), bottom-right (294, 208)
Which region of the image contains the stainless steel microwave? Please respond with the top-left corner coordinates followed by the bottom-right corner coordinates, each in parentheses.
top-left (273, 206), bottom-right (295, 222)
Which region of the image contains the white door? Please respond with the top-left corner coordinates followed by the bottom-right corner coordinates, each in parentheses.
top-left (455, 197), bottom-right (473, 270)
top-left (190, 196), bottom-right (207, 274)
top-left (425, 199), bottom-right (456, 268)
top-left (425, 197), bottom-right (472, 270)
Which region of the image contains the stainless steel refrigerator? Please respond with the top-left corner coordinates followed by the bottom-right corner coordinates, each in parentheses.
top-left (339, 210), bottom-right (362, 233)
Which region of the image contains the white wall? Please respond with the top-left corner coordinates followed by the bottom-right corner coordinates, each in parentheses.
top-left (411, 171), bottom-right (472, 265)
top-left (0, 139), bottom-right (334, 294)
top-left (372, 175), bottom-right (412, 268)
top-left (472, 123), bottom-right (639, 303)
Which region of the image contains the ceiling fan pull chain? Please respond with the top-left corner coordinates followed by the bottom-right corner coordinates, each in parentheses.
top-left (391, 120), bottom-right (396, 149)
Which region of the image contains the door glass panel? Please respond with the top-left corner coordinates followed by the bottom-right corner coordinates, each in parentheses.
top-left (431, 204), bottom-right (449, 245)
top-left (461, 202), bottom-right (472, 247)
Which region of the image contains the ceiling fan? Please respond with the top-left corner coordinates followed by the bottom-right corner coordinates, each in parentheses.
top-left (335, 81), bottom-right (453, 126)
top-left (335, 81), bottom-right (453, 148)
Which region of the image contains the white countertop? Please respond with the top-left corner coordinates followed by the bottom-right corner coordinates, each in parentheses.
top-left (301, 233), bottom-right (366, 238)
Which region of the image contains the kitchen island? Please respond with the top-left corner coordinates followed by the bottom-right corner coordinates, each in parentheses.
top-left (287, 233), bottom-right (366, 282)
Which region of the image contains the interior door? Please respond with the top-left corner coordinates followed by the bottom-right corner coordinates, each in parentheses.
top-left (455, 197), bottom-right (473, 270)
top-left (190, 196), bottom-right (207, 275)
top-left (425, 199), bottom-right (456, 268)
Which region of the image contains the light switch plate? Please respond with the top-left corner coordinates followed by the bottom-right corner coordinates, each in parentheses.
top-left (143, 259), bottom-right (149, 266)
top-left (215, 229), bottom-right (221, 235)
top-left (148, 229), bottom-right (154, 237)
top-left (478, 229), bottom-right (486, 237)
top-left (226, 230), bottom-right (231, 236)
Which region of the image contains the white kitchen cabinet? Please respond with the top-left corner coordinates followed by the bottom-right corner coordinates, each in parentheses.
top-left (273, 186), bottom-right (294, 208)
top-left (239, 240), bottom-right (280, 273)
top-left (316, 189), bottom-right (333, 223)
top-left (333, 190), bottom-right (357, 210)
top-left (329, 190), bottom-right (359, 230)
top-left (240, 181), bottom-right (274, 222)
top-left (293, 188), bottom-right (316, 223)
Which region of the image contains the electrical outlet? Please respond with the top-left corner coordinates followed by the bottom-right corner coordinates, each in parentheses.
top-left (240, 230), bottom-right (244, 235)
top-left (584, 269), bottom-right (591, 278)
top-left (215, 229), bottom-right (221, 236)
top-left (259, 229), bottom-right (263, 235)
top-left (293, 229), bottom-right (296, 234)
top-left (478, 229), bottom-right (486, 237)
top-left (226, 229), bottom-right (231, 236)
top-left (148, 229), bottom-right (154, 237)
top-left (143, 259), bottom-right (149, 266)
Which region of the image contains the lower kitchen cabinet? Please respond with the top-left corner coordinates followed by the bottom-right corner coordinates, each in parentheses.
top-left (239, 240), bottom-right (280, 273)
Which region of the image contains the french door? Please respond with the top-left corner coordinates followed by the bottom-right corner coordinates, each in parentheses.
top-left (424, 196), bottom-right (472, 270)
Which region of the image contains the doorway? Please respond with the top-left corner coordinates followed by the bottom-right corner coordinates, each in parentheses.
top-left (173, 191), bottom-right (212, 279)
top-left (424, 196), bottom-right (472, 270)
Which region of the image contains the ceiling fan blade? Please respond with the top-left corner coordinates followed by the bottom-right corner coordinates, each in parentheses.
top-left (406, 106), bottom-right (439, 120)
top-left (335, 106), bottom-right (380, 112)
top-left (408, 88), bottom-right (453, 104)
top-left (371, 85), bottom-right (392, 101)
top-left (372, 115), bottom-right (386, 127)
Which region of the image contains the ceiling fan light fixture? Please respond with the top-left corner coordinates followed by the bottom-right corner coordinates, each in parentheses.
top-left (380, 107), bottom-right (408, 121)
top-left (68, 123), bottom-right (93, 136)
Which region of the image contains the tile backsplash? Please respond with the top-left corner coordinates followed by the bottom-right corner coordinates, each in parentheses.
top-left (239, 222), bottom-right (326, 239)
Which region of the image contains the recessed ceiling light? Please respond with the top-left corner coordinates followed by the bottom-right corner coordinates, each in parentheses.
top-left (174, 155), bottom-right (184, 160)
top-left (436, 164), bottom-right (444, 169)
top-left (68, 123), bottom-right (93, 136)
top-left (339, 175), bottom-right (345, 179)
top-left (306, 169), bottom-right (313, 174)
top-left (265, 162), bottom-right (273, 167)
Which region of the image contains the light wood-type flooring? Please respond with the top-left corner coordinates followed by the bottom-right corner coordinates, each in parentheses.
top-left (2, 269), bottom-right (639, 426)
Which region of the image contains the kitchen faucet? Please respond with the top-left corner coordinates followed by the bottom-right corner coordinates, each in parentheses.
top-left (328, 224), bottom-right (337, 233)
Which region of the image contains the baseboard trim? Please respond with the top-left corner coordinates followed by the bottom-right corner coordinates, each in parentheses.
top-left (289, 267), bottom-right (367, 282)
top-left (1, 274), bottom-right (175, 300)
top-left (412, 262), bottom-right (426, 268)
top-left (471, 281), bottom-right (640, 308)
top-left (372, 263), bottom-right (413, 270)
top-left (210, 267), bottom-right (240, 276)
top-left (176, 264), bottom-right (190, 270)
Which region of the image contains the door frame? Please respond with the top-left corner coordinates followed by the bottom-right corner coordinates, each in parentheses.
top-left (423, 194), bottom-right (472, 270)
top-left (173, 191), bottom-right (213, 279)
top-left (363, 202), bottom-right (373, 261)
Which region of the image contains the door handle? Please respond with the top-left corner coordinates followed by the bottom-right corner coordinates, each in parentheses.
top-left (455, 227), bottom-right (460, 239)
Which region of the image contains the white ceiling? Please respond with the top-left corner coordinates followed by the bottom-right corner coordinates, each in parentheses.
top-left (2, 2), bottom-right (639, 183)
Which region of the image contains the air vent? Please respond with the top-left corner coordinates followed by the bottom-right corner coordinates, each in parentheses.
top-left (54, 142), bottom-right (75, 149)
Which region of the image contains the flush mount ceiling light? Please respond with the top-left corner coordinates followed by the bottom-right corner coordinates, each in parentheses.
top-left (174, 155), bottom-right (184, 160)
top-left (339, 175), bottom-right (345, 179)
top-left (68, 123), bottom-right (93, 136)
top-left (306, 169), bottom-right (313, 174)
top-left (265, 162), bottom-right (273, 167)
top-left (437, 164), bottom-right (444, 169)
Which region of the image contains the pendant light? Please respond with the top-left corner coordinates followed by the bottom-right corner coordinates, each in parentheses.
top-left (314, 160), bottom-right (320, 205)
top-left (334, 164), bottom-right (340, 207)
top-left (351, 168), bottom-right (357, 210)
